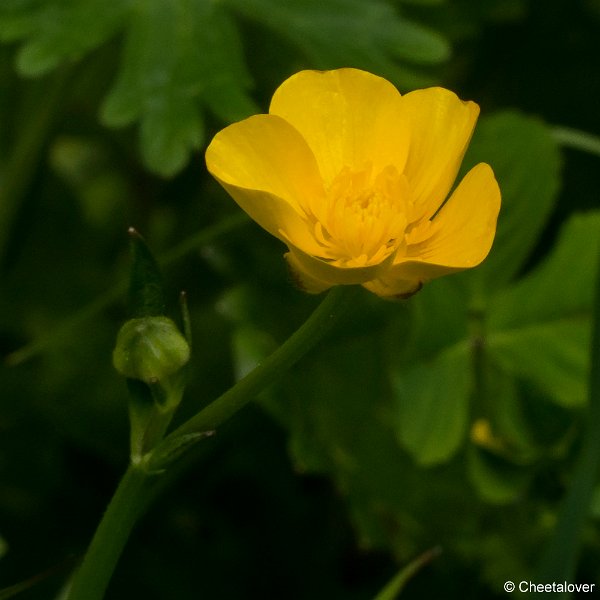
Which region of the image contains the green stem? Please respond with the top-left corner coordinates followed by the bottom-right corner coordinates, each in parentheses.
top-left (160, 285), bottom-right (357, 446)
top-left (66, 463), bottom-right (152, 600)
top-left (159, 211), bottom-right (248, 266)
top-left (552, 126), bottom-right (600, 158)
top-left (372, 546), bottom-right (441, 600)
top-left (536, 246), bottom-right (600, 588)
top-left (66, 285), bottom-right (357, 598)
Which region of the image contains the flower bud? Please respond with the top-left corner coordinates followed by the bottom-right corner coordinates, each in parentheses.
top-left (113, 316), bottom-right (190, 383)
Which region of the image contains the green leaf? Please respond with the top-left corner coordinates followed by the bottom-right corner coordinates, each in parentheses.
top-left (1, 0), bottom-right (448, 175)
top-left (397, 0), bottom-right (446, 5)
top-left (385, 278), bottom-right (471, 466)
top-left (274, 330), bottom-right (403, 480)
top-left (488, 320), bottom-right (589, 408)
top-left (223, 0), bottom-right (450, 87)
top-left (403, 276), bottom-right (470, 360)
top-left (128, 228), bottom-right (166, 318)
top-left (252, 304), bottom-right (493, 562)
top-left (0, 0), bottom-right (131, 76)
top-left (488, 212), bottom-right (600, 329)
top-left (101, 0), bottom-right (256, 176)
top-left (372, 547), bottom-right (442, 600)
top-left (2, 0), bottom-right (257, 175)
top-left (467, 447), bottom-right (529, 504)
top-left (486, 212), bottom-right (600, 407)
top-left (462, 111), bottom-right (562, 295)
top-left (391, 342), bottom-right (472, 465)
top-left (231, 324), bottom-right (276, 380)
top-left (478, 362), bottom-right (538, 459)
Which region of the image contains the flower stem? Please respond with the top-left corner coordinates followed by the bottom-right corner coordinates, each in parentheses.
top-left (66, 284), bottom-right (357, 599)
top-left (66, 463), bottom-right (151, 600)
top-left (160, 285), bottom-right (357, 444)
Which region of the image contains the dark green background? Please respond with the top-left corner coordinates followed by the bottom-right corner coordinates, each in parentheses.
top-left (1, 0), bottom-right (599, 598)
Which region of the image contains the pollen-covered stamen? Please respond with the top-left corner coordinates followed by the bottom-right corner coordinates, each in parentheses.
top-left (309, 163), bottom-right (411, 265)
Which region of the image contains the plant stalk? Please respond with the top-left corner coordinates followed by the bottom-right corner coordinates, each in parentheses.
top-left (66, 463), bottom-right (151, 600)
top-left (66, 284), bottom-right (357, 599)
top-left (161, 285), bottom-right (357, 443)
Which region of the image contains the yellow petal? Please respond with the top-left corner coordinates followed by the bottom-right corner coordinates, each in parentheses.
top-left (375, 163), bottom-right (501, 286)
top-left (287, 243), bottom-right (396, 287)
top-left (269, 68), bottom-right (408, 186)
top-left (205, 114), bottom-right (325, 252)
top-left (284, 252), bottom-right (334, 294)
top-left (362, 277), bottom-right (422, 299)
top-left (400, 87), bottom-right (479, 221)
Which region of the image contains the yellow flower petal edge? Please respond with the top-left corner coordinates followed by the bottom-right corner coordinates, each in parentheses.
top-left (205, 114), bottom-right (325, 254)
top-left (367, 163), bottom-right (501, 294)
top-left (205, 68), bottom-right (501, 298)
top-left (399, 87), bottom-right (480, 224)
top-left (269, 68), bottom-right (409, 187)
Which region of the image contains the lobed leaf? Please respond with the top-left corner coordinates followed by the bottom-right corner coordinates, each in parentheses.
top-left (223, 0), bottom-right (450, 88)
top-left (101, 0), bottom-right (257, 176)
top-left (0, 0), bottom-right (131, 76)
top-left (1, 0), bottom-right (450, 174)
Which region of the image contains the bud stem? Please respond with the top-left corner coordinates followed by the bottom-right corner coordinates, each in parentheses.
top-left (65, 285), bottom-right (358, 599)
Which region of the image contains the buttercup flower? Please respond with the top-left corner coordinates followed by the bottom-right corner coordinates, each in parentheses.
top-left (205, 68), bottom-right (500, 297)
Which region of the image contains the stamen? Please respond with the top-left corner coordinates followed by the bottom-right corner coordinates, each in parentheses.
top-left (308, 164), bottom-right (411, 266)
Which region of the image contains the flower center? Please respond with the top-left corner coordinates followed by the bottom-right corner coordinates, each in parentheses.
top-left (309, 163), bottom-right (410, 267)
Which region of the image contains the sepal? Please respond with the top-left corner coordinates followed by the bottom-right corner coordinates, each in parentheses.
top-left (112, 316), bottom-right (190, 384)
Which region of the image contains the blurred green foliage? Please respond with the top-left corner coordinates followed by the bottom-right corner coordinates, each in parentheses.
top-left (0, 0), bottom-right (447, 176)
top-left (1, 0), bottom-right (600, 598)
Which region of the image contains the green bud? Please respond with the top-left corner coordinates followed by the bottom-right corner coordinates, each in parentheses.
top-left (113, 316), bottom-right (190, 383)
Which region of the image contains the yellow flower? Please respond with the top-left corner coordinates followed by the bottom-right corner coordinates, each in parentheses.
top-left (205, 68), bottom-right (500, 297)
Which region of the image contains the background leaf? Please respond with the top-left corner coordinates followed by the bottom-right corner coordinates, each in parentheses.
top-left (100, 0), bottom-right (257, 176)
top-left (0, 0), bottom-right (450, 175)
top-left (391, 343), bottom-right (472, 465)
top-left (488, 212), bottom-right (600, 329)
top-left (224, 0), bottom-right (450, 89)
top-left (487, 212), bottom-right (600, 407)
top-left (461, 112), bottom-right (562, 296)
top-left (0, 0), bottom-right (130, 76)
top-left (384, 115), bottom-right (571, 465)
top-left (2, 1), bottom-right (600, 597)
top-left (488, 320), bottom-right (590, 408)
top-left (467, 447), bottom-right (529, 505)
